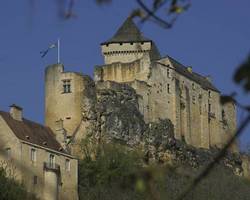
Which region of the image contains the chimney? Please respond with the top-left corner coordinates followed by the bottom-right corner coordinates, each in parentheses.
top-left (10, 104), bottom-right (23, 121)
top-left (187, 66), bottom-right (192, 73)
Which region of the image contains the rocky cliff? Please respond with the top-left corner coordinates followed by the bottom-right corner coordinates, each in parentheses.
top-left (71, 80), bottom-right (243, 176)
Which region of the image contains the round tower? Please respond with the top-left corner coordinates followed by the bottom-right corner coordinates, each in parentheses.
top-left (45, 63), bottom-right (84, 136)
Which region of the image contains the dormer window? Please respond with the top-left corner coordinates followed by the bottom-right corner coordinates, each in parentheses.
top-left (63, 80), bottom-right (71, 93)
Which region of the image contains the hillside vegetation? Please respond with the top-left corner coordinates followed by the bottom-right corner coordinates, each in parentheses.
top-left (78, 142), bottom-right (250, 200)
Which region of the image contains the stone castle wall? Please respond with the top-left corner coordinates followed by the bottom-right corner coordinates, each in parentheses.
top-left (93, 54), bottom-right (237, 150)
top-left (101, 41), bottom-right (152, 64)
top-left (44, 37), bottom-right (237, 152)
top-left (45, 64), bottom-right (91, 136)
top-left (94, 54), bottom-right (151, 83)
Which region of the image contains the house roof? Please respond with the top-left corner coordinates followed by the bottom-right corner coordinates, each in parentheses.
top-left (0, 111), bottom-right (67, 154)
top-left (101, 17), bottom-right (151, 45)
top-left (158, 56), bottom-right (220, 92)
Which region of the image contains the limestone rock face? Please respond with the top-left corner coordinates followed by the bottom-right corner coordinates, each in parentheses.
top-left (81, 76), bottom-right (97, 121)
top-left (71, 80), bottom-right (243, 176)
top-left (139, 120), bottom-right (242, 175)
top-left (96, 82), bottom-right (146, 146)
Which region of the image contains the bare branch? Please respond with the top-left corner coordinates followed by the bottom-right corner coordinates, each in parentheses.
top-left (136, 0), bottom-right (173, 28)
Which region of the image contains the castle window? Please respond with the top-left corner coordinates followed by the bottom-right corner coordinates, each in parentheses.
top-left (130, 42), bottom-right (133, 45)
top-left (62, 80), bottom-right (71, 93)
top-left (192, 96), bottom-right (196, 104)
top-left (208, 90), bottom-right (211, 98)
top-left (192, 83), bottom-right (195, 90)
top-left (49, 154), bottom-right (55, 168)
top-left (119, 43), bottom-right (123, 45)
top-left (33, 176), bottom-right (38, 185)
top-left (167, 84), bottom-right (170, 93)
top-left (141, 42), bottom-right (144, 45)
top-left (65, 159), bottom-right (70, 171)
top-left (222, 109), bottom-right (225, 119)
top-left (31, 148), bottom-right (36, 162)
top-left (167, 69), bottom-right (170, 78)
top-left (208, 103), bottom-right (212, 113)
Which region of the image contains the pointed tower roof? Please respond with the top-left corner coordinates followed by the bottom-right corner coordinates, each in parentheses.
top-left (101, 17), bottom-right (151, 45)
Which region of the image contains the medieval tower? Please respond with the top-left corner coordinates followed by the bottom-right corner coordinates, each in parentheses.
top-left (45, 17), bottom-right (237, 152)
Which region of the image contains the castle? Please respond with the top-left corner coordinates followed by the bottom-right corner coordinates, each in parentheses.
top-left (0, 16), bottom-right (243, 200)
top-left (45, 17), bottom-right (237, 152)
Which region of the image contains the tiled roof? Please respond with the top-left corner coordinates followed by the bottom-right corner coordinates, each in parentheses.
top-left (0, 111), bottom-right (66, 153)
top-left (101, 17), bottom-right (151, 45)
top-left (159, 56), bottom-right (220, 92)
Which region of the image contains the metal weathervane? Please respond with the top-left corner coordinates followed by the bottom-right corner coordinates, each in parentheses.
top-left (40, 38), bottom-right (61, 63)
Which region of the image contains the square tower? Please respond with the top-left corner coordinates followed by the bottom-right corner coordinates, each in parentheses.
top-left (100, 17), bottom-right (161, 65)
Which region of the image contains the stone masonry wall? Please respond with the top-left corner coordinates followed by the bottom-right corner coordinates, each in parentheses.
top-left (101, 41), bottom-right (152, 64)
top-left (0, 116), bottom-right (78, 200)
top-left (45, 64), bottom-right (91, 136)
top-left (93, 56), bottom-right (237, 151)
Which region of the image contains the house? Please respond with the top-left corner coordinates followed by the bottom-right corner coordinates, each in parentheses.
top-left (0, 104), bottom-right (78, 200)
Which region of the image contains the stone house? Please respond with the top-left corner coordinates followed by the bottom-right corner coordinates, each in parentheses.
top-left (0, 104), bottom-right (78, 200)
top-left (45, 17), bottom-right (237, 152)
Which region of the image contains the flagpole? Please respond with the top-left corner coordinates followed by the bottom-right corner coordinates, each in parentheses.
top-left (57, 38), bottom-right (60, 64)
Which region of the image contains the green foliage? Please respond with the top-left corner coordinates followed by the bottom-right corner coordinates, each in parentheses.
top-left (0, 166), bottom-right (38, 200)
top-left (78, 140), bottom-right (144, 200)
top-left (78, 141), bottom-right (250, 200)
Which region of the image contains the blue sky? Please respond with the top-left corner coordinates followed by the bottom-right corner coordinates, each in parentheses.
top-left (0, 0), bottom-right (250, 150)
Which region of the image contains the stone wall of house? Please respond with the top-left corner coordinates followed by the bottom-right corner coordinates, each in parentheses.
top-left (0, 115), bottom-right (78, 200)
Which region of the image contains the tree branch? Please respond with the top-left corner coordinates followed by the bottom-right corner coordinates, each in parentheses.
top-left (136, 0), bottom-right (173, 28)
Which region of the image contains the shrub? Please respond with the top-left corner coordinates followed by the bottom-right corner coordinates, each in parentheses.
top-left (0, 164), bottom-right (38, 200)
top-left (78, 140), bottom-right (250, 200)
